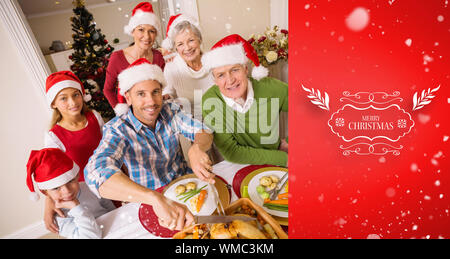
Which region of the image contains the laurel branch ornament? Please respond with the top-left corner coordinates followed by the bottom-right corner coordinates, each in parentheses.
top-left (301, 84), bottom-right (330, 111)
top-left (412, 85), bottom-right (440, 111)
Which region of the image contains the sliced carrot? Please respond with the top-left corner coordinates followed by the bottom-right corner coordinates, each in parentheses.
top-left (264, 198), bottom-right (289, 205)
top-left (277, 193), bottom-right (289, 199)
top-left (196, 190), bottom-right (207, 212)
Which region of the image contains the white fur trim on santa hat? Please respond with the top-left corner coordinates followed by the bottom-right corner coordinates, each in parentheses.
top-left (251, 65), bottom-right (269, 81)
top-left (124, 10), bottom-right (161, 36)
top-left (46, 80), bottom-right (83, 107)
top-left (36, 162), bottom-right (79, 190)
top-left (114, 103), bottom-right (130, 116)
top-left (201, 43), bottom-right (248, 72)
top-left (29, 192), bottom-right (40, 202)
top-left (161, 37), bottom-right (173, 50)
top-left (118, 63), bottom-right (167, 95)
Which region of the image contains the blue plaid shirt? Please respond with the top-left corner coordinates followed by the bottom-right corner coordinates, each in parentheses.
top-left (84, 101), bottom-right (211, 198)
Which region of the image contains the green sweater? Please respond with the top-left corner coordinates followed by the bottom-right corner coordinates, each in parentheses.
top-left (202, 77), bottom-right (288, 166)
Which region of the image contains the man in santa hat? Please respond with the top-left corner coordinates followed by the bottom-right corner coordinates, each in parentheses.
top-left (85, 58), bottom-right (214, 231)
top-left (202, 34), bottom-right (289, 167)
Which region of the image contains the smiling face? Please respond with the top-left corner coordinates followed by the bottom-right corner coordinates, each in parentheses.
top-left (174, 29), bottom-right (202, 63)
top-left (125, 79), bottom-right (163, 128)
top-left (132, 24), bottom-right (157, 50)
top-left (51, 88), bottom-right (84, 117)
top-left (212, 64), bottom-right (249, 100)
top-left (43, 175), bottom-right (79, 204)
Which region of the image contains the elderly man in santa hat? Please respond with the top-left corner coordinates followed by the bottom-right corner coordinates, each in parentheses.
top-left (202, 34), bottom-right (289, 167)
top-left (85, 58), bottom-right (214, 231)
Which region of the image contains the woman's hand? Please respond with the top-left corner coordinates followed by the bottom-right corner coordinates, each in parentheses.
top-left (188, 144), bottom-right (215, 184)
top-left (152, 193), bottom-right (194, 231)
top-left (44, 196), bottom-right (65, 234)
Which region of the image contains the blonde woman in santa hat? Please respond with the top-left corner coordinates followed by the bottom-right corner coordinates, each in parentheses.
top-left (104, 1), bottom-right (165, 116)
top-left (26, 148), bottom-right (115, 238)
top-left (202, 34), bottom-right (289, 167)
top-left (43, 70), bottom-right (106, 234)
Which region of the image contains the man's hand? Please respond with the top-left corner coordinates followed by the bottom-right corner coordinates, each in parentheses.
top-left (98, 172), bottom-right (195, 231)
top-left (188, 143), bottom-right (215, 184)
top-left (152, 193), bottom-right (194, 231)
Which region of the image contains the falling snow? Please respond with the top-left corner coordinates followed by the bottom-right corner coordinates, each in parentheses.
top-left (367, 234), bottom-right (381, 239)
top-left (405, 38), bottom-right (412, 47)
top-left (417, 113), bottom-right (431, 124)
top-left (386, 187), bottom-right (396, 198)
top-left (345, 7), bottom-right (370, 31)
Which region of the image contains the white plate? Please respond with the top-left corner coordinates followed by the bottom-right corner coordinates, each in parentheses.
top-left (248, 170), bottom-right (288, 218)
top-left (164, 179), bottom-right (215, 216)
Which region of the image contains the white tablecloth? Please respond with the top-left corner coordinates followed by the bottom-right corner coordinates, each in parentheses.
top-left (96, 161), bottom-right (249, 239)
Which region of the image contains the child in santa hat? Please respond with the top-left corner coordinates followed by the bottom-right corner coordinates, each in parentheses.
top-left (43, 70), bottom-right (106, 234)
top-left (26, 148), bottom-right (115, 239)
top-left (201, 34), bottom-right (289, 167)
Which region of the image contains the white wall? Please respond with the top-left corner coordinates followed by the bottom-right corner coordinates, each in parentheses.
top-left (197, 0), bottom-right (271, 50)
top-left (0, 19), bottom-right (52, 237)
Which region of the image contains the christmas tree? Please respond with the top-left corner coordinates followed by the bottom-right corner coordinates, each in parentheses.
top-left (69, 0), bottom-right (115, 121)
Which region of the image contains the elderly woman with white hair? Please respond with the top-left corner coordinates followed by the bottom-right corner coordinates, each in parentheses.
top-left (161, 14), bottom-right (214, 119)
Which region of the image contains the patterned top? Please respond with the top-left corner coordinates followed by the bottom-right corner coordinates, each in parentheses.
top-left (84, 101), bottom-right (211, 198)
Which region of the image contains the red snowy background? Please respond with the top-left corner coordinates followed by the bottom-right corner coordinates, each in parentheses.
top-left (289, 0), bottom-right (450, 238)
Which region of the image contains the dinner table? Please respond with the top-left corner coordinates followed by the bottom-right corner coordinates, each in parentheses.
top-left (97, 160), bottom-right (251, 239)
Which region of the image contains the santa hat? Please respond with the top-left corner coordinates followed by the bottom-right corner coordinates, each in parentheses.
top-left (114, 58), bottom-right (167, 116)
top-left (161, 14), bottom-right (201, 50)
top-left (124, 2), bottom-right (161, 36)
top-left (26, 148), bottom-right (80, 201)
top-left (201, 34), bottom-right (269, 80)
top-left (46, 71), bottom-right (91, 107)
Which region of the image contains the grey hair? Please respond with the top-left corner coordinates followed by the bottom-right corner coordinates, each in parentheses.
top-left (172, 21), bottom-right (202, 48)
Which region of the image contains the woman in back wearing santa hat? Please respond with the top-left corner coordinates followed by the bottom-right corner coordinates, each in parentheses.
top-left (43, 70), bottom-right (105, 234)
top-left (103, 1), bottom-right (165, 116)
